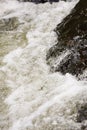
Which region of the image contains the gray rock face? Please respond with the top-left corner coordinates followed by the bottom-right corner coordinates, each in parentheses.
top-left (46, 0), bottom-right (87, 76)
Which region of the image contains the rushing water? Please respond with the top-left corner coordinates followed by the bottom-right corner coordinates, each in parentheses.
top-left (0, 0), bottom-right (87, 130)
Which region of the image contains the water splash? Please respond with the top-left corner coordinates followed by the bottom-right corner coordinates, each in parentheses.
top-left (0, 0), bottom-right (86, 130)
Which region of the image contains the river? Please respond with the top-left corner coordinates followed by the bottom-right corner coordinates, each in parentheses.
top-left (0, 0), bottom-right (87, 130)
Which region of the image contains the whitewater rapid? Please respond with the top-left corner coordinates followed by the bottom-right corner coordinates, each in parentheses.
top-left (0, 0), bottom-right (87, 130)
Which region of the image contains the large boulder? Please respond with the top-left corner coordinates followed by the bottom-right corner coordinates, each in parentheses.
top-left (46, 0), bottom-right (87, 76)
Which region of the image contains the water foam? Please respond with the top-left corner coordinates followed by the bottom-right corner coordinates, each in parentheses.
top-left (1, 0), bottom-right (87, 130)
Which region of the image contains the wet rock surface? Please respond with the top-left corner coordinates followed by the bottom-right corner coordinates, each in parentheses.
top-left (54, 39), bottom-right (87, 76)
top-left (46, 0), bottom-right (87, 76)
top-left (18, 0), bottom-right (59, 4)
top-left (76, 104), bottom-right (87, 130)
top-left (77, 104), bottom-right (87, 123)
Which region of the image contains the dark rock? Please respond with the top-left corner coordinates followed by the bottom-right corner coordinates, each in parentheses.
top-left (55, 0), bottom-right (87, 43)
top-left (18, 0), bottom-right (59, 4)
top-left (77, 104), bottom-right (87, 123)
top-left (46, 0), bottom-right (87, 76)
top-left (76, 104), bottom-right (87, 130)
top-left (55, 39), bottom-right (87, 76)
top-left (81, 124), bottom-right (87, 130)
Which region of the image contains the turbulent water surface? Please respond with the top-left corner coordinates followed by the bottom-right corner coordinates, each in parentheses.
top-left (0, 0), bottom-right (87, 130)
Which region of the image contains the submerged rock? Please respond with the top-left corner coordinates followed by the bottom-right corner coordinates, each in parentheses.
top-left (0, 17), bottom-right (19, 31)
top-left (46, 0), bottom-right (87, 76)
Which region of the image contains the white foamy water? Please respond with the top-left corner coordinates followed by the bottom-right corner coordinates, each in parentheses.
top-left (1, 0), bottom-right (87, 130)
